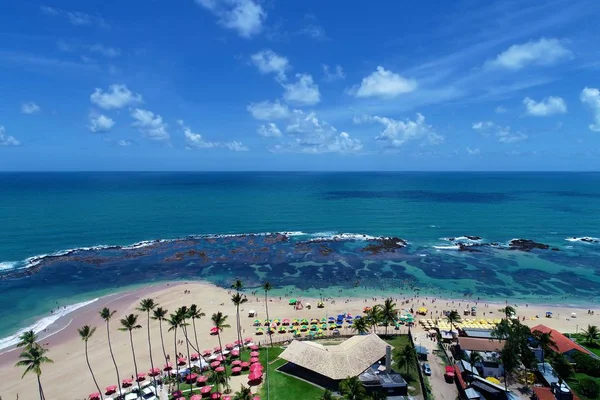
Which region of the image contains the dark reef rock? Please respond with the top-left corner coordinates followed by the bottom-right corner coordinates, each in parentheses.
top-left (457, 243), bottom-right (482, 252)
top-left (466, 236), bottom-right (481, 240)
top-left (361, 237), bottom-right (408, 254)
top-left (508, 239), bottom-right (550, 251)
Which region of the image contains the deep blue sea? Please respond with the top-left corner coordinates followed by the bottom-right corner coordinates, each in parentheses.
top-left (1, 172), bottom-right (600, 347)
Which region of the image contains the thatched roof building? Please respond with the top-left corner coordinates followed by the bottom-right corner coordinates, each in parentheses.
top-left (279, 334), bottom-right (391, 381)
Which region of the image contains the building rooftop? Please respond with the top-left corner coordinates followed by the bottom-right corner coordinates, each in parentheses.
top-left (463, 329), bottom-right (495, 339)
top-left (531, 325), bottom-right (591, 355)
top-left (279, 334), bottom-right (391, 381)
top-left (458, 337), bottom-right (506, 352)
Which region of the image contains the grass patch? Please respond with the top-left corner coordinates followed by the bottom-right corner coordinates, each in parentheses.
top-left (384, 335), bottom-right (423, 397)
top-left (568, 334), bottom-right (600, 358)
top-left (568, 373), bottom-right (600, 400)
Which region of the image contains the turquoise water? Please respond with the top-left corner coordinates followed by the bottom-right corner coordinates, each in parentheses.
top-left (1, 172), bottom-right (600, 342)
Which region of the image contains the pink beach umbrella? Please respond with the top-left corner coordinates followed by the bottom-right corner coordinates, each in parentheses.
top-left (253, 397), bottom-right (260, 400)
top-left (149, 367), bottom-right (161, 376)
top-left (240, 361), bottom-right (250, 370)
top-left (214, 345), bottom-right (222, 352)
top-left (191, 353), bottom-right (200, 361)
top-left (250, 351), bottom-right (259, 357)
top-left (231, 367), bottom-right (242, 375)
top-left (202, 348), bottom-right (212, 356)
top-left (225, 343), bottom-right (234, 350)
top-left (105, 385), bottom-right (117, 395)
top-left (249, 357), bottom-right (259, 363)
top-left (163, 362), bottom-right (173, 371)
top-left (250, 363), bottom-right (263, 371)
top-left (249, 345), bottom-right (259, 350)
top-left (210, 327), bottom-right (219, 335)
top-left (89, 392), bottom-right (101, 400)
top-left (201, 385), bottom-right (213, 394)
top-left (190, 395), bottom-right (203, 400)
top-left (211, 393), bottom-right (222, 399)
top-left (234, 340), bottom-right (242, 345)
top-left (210, 361), bottom-right (221, 368)
top-left (249, 371), bottom-right (263, 381)
top-left (244, 337), bottom-right (253, 343)
top-left (136, 372), bottom-right (146, 381)
top-left (223, 396), bottom-right (232, 400)
top-left (215, 366), bottom-right (225, 372)
top-left (186, 373), bottom-right (199, 382)
top-left (122, 378), bottom-right (133, 387)
top-left (177, 356), bottom-right (187, 366)
top-left (230, 349), bottom-right (240, 357)
top-left (197, 375), bottom-right (209, 385)
top-left (231, 360), bottom-right (242, 366)
top-left (214, 355), bottom-right (225, 362)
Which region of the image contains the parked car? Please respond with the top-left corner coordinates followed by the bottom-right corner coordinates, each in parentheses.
top-left (422, 363), bottom-right (431, 376)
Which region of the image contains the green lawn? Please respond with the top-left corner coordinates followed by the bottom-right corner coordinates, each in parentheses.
top-left (568, 373), bottom-right (600, 400)
top-left (384, 335), bottom-right (424, 397)
top-left (568, 334), bottom-right (600, 358)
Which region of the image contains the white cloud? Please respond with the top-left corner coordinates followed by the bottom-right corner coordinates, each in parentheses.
top-left (273, 110), bottom-right (361, 154)
top-left (351, 66), bottom-right (417, 98)
top-left (89, 44), bottom-right (120, 58)
top-left (250, 50), bottom-right (289, 80)
top-left (523, 96), bottom-right (567, 116)
top-left (247, 100), bottom-right (290, 120)
top-left (90, 84), bottom-right (142, 110)
top-left (89, 114), bottom-right (115, 133)
top-left (179, 120), bottom-right (248, 150)
top-left (282, 74), bottom-right (320, 106)
top-left (21, 102), bottom-right (40, 114)
top-left (131, 108), bottom-right (169, 141)
top-left (580, 87), bottom-right (600, 132)
top-left (472, 120), bottom-right (527, 143)
top-left (257, 123), bottom-right (282, 138)
top-left (0, 126), bottom-right (20, 146)
top-left (322, 64), bottom-right (345, 82)
top-left (485, 38), bottom-right (571, 70)
top-left (196, 0), bottom-right (265, 38)
top-left (466, 147), bottom-right (481, 155)
top-left (40, 5), bottom-right (108, 28)
top-left (356, 113), bottom-right (442, 148)
top-left (117, 139), bottom-right (132, 147)
top-left (300, 25), bottom-right (327, 41)
top-left (495, 106), bottom-right (507, 114)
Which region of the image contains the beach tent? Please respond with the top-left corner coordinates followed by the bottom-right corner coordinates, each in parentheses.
top-left (289, 298), bottom-right (297, 305)
top-left (248, 310), bottom-right (256, 317)
top-left (89, 392), bottom-right (101, 400)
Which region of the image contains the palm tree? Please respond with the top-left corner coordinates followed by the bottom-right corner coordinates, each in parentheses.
top-left (468, 351), bottom-right (483, 374)
top-left (365, 305), bottom-right (382, 333)
top-left (396, 344), bottom-right (414, 374)
top-left (262, 281), bottom-right (273, 347)
top-left (446, 310), bottom-right (462, 333)
top-left (137, 298), bottom-right (157, 387)
top-left (119, 314), bottom-right (142, 397)
top-left (320, 390), bottom-right (334, 400)
top-left (16, 330), bottom-right (38, 349)
top-left (533, 330), bottom-right (557, 369)
top-left (167, 313), bottom-right (181, 391)
top-left (208, 369), bottom-right (229, 395)
top-left (233, 384), bottom-right (253, 400)
top-left (381, 298), bottom-right (397, 335)
top-left (231, 293), bottom-right (248, 349)
top-left (351, 317), bottom-right (369, 335)
top-left (582, 325), bottom-right (599, 344)
top-left (231, 279), bottom-right (244, 292)
top-left (188, 304), bottom-right (206, 354)
top-left (501, 305), bottom-right (516, 320)
top-left (339, 376), bottom-right (367, 400)
top-left (370, 391), bottom-right (387, 400)
top-left (151, 306), bottom-right (169, 366)
top-left (211, 312), bottom-right (231, 384)
top-left (78, 325), bottom-right (103, 400)
top-left (176, 306), bottom-right (192, 373)
top-left (99, 307), bottom-right (123, 398)
top-left (15, 344), bottom-right (53, 400)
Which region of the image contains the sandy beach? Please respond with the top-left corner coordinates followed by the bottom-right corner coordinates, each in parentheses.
top-left (1, 280), bottom-right (599, 400)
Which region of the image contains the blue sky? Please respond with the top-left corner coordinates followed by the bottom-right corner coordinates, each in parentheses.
top-left (1, 0), bottom-right (600, 171)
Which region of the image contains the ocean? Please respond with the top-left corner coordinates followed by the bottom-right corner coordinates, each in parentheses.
top-left (1, 171), bottom-right (600, 347)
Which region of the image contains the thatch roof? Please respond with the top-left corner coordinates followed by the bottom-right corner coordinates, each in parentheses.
top-left (279, 334), bottom-right (391, 380)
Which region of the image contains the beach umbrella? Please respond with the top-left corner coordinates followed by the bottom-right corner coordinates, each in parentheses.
top-left (211, 361), bottom-right (221, 368)
top-left (190, 395), bottom-right (203, 400)
top-left (245, 337), bottom-right (253, 343)
top-left (211, 393), bottom-right (222, 399)
top-left (122, 378), bottom-right (133, 387)
top-left (253, 397), bottom-right (260, 400)
top-left (136, 372), bottom-right (146, 381)
top-left (214, 346), bottom-right (222, 352)
top-left (282, 318), bottom-right (290, 325)
top-left (250, 351), bottom-right (260, 357)
top-left (486, 377), bottom-right (501, 385)
top-left (289, 298), bottom-right (297, 305)
top-left (177, 357), bottom-right (187, 366)
top-left (253, 319), bottom-right (261, 326)
top-left (201, 386), bottom-right (212, 394)
top-left (249, 371), bottom-right (263, 381)
top-left (234, 340), bottom-right (242, 345)
top-left (232, 366), bottom-right (242, 374)
top-left (249, 357), bottom-right (259, 363)
top-left (215, 355), bottom-right (225, 361)
top-left (210, 326), bottom-right (219, 335)
top-left (172, 390), bottom-right (183, 398)
top-left (191, 353), bottom-right (199, 361)
top-left (197, 375), bottom-right (209, 385)
top-left (231, 349), bottom-right (240, 357)
top-left (232, 360), bottom-right (242, 366)
top-left (202, 349), bottom-right (212, 356)
top-left (250, 363), bottom-right (263, 371)
top-left (223, 396), bottom-right (232, 400)
top-left (149, 367), bottom-right (161, 376)
top-left (328, 316), bottom-right (335, 321)
top-left (186, 373), bottom-right (198, 382)
top-left (89, 392), bottom-right (101, 400)
top-left (225, 343), bottom-right (234, 350)
top-left (249, 345), bottom-right (259, 350)
top-left (105, 385), bottom-right (117, 395)
top-left (163, 362), bottom-right (173, 371)
top-left (215, 366), bottom-right (225, 372)
top-left (292, 319), bottom-right (299, 325)
top-left (241, 362), bottom-right (250, 369)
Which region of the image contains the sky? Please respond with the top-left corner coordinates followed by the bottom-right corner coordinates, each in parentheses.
top-left (1, 0), bottom-right (600, 171)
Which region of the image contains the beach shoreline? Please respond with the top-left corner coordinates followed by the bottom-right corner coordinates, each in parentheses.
top-left (1, 279), bottom-right (599, 399)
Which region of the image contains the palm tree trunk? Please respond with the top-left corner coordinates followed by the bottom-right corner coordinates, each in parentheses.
top-left (216, 331), bottom-right (228, 382)
top-left (85, 341), bottom-right (103, 399)
top-left (191, 319), bottom-right (207, 376)
top-left (158, 319), bottom-right (168, 366)
top-left (146, 311), bottom-right (157, 389)
top-left (128, 331), bottom-right (141, 399)
top-left (37, 374), bottom-right (43, 400)
top-left (106, 321), bottom-right (123, 397)
top-left (173, 328), bottom-right (180, 392)
top-left (182, 324), bottom-right (191, 372)
top-left (264, 292), bottom-right (273, 347)
top-left (236, 305), bottom-right (241, 350)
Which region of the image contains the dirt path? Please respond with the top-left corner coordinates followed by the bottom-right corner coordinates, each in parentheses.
top-left (413, 331), bottom-right (458, 400)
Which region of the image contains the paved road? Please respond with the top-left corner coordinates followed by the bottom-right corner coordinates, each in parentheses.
top-left (413, 331), bottom-right (458, 400)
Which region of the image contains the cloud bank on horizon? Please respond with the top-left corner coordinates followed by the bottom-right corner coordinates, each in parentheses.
top-left (1, 0), bottom-right (600, 170)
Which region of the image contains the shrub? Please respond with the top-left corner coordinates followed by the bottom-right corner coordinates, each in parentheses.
top-left (578, 377), bottom-right (600, 399)
top-left (572, 352), bottom-right (600, 378)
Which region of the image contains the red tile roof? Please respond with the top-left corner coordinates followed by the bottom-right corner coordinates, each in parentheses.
top-left (533, 386), bottom-right (555, 400)
top-left (531, 325), bottom-right (591, 355)
top-left (458, 337), bottom-right (506, 352)
top-left (454, 364), bottom-right (467, 390)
